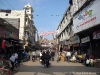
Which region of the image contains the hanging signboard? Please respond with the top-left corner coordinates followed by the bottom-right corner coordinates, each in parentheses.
top-left (81, 36), bottom-right (90, 43)
top-left (73, 0), bottom-right (100, 34)
top-left (69, 35), bottom-right (80, 44)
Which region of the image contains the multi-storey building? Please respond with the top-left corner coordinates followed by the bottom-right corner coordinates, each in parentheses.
top-left (56, 0), bottom-right (100, 58)
top-left (0, 3), bottom-right (37, 48)
top-left (55, 4), bottom-right (74, 50)
top-left (72, 0), bottom-right (100, 58)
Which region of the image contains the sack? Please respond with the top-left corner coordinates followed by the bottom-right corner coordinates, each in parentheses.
top-left (86, 59), bottom-right (90, 64)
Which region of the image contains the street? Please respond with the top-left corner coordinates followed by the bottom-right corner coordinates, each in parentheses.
top-left (13, 60), bottom-right (100, 75)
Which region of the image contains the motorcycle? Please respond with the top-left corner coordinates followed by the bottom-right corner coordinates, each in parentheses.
top-left (45, 59), bottom-right (50, 68)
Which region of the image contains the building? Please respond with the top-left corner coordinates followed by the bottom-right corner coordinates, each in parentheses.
top-left (56, 0), bottom-right (100, 58)
top-left (0, 3), bottom-right (37, 49)
top-left (72, 0), bottom-right (100, 58)
top-left (55, 4), bottom-right (74, 51)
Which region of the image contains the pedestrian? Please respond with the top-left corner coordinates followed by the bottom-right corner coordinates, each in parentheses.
top-left (41, 51), bottom-right (45, 67)
top-left (66, 50), bottom-right (71, 62)
top-left (9, 53), bottom-right (18, 71)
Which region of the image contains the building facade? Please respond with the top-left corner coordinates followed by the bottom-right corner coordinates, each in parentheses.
top-left (56, 0), bottom-right (100, 58)
top-left (0, 3), bottom-right (37, 48)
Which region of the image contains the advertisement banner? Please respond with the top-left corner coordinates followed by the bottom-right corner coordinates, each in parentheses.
top-left (73, 0), bottom-right (100, 34)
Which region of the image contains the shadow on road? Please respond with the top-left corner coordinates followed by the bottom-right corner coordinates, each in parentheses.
top-left (14, 63), bottom-right (100, 75)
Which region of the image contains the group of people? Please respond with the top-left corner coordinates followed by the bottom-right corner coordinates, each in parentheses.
top-left (82, 53), bottom-right (95, 67)
top-left (56, 50), bottom-right (78, 62)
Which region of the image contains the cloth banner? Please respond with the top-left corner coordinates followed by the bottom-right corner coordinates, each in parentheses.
top-left (39, 30), bottom-right (58, 36)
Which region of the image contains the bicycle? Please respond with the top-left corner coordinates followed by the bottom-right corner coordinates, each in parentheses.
top-left (13, 59), bottom-right (20, 72)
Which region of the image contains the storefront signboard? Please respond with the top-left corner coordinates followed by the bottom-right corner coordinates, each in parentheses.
top-left (93, 29), bottom-right (100, 39)
top-left (73, 0), bottom-right (100, 34)
top-left (81, 36), bottom-right (90, 43)
top-left (69, 35), bottom-right (80, 44)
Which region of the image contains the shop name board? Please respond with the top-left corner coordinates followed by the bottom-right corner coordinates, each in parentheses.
top-left (73, 0), bottom-right (100, 34)
top-left (69, 36), bottom-right (80, 44)
top-left (81, 36), bottom-right (90, 43)
top-left (93, 30), bottom-right (100, 39)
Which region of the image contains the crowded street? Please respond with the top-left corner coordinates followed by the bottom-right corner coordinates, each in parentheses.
top-left (0, 0), bottom-right (100, 75)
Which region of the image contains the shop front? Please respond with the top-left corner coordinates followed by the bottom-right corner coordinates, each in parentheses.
top-left (91, 29), bottom-right (100, 58)
top-left (0, 18), bottom-right (20, 59)
top-left (64, 40), bottom-right (69, 51)
top-left (72, 0), bottom-right (100, 57)
top-left (80, 36), bottom-right (91, 54)
top-left (69, 35), bottom-right (80, 52)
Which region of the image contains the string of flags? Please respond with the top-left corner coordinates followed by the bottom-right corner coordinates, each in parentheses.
top-left (39, 30), bottom-right (58, 36)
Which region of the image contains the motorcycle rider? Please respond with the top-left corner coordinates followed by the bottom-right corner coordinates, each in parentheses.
top-left (32, 51), bottom-right (36, 61)
top-left (50, 50), bottom-right (55, 61)
top-left (45, 50), bottom-right (51, 67)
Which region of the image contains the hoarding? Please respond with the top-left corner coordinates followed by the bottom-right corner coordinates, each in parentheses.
top-left (73, 0), bottom-right (100, 33)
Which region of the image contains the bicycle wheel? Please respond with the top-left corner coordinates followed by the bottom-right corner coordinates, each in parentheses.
top-left (14, 63), bottom-right (20, 72)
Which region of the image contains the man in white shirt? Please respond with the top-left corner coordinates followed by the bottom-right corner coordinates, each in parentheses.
top-left (9, 53), bottom-right (18, 71)
top-left (66, 51), bottom-right (71, 62)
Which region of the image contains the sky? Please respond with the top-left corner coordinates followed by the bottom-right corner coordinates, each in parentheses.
top-left (0, 0), bottom-right (69, 40)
